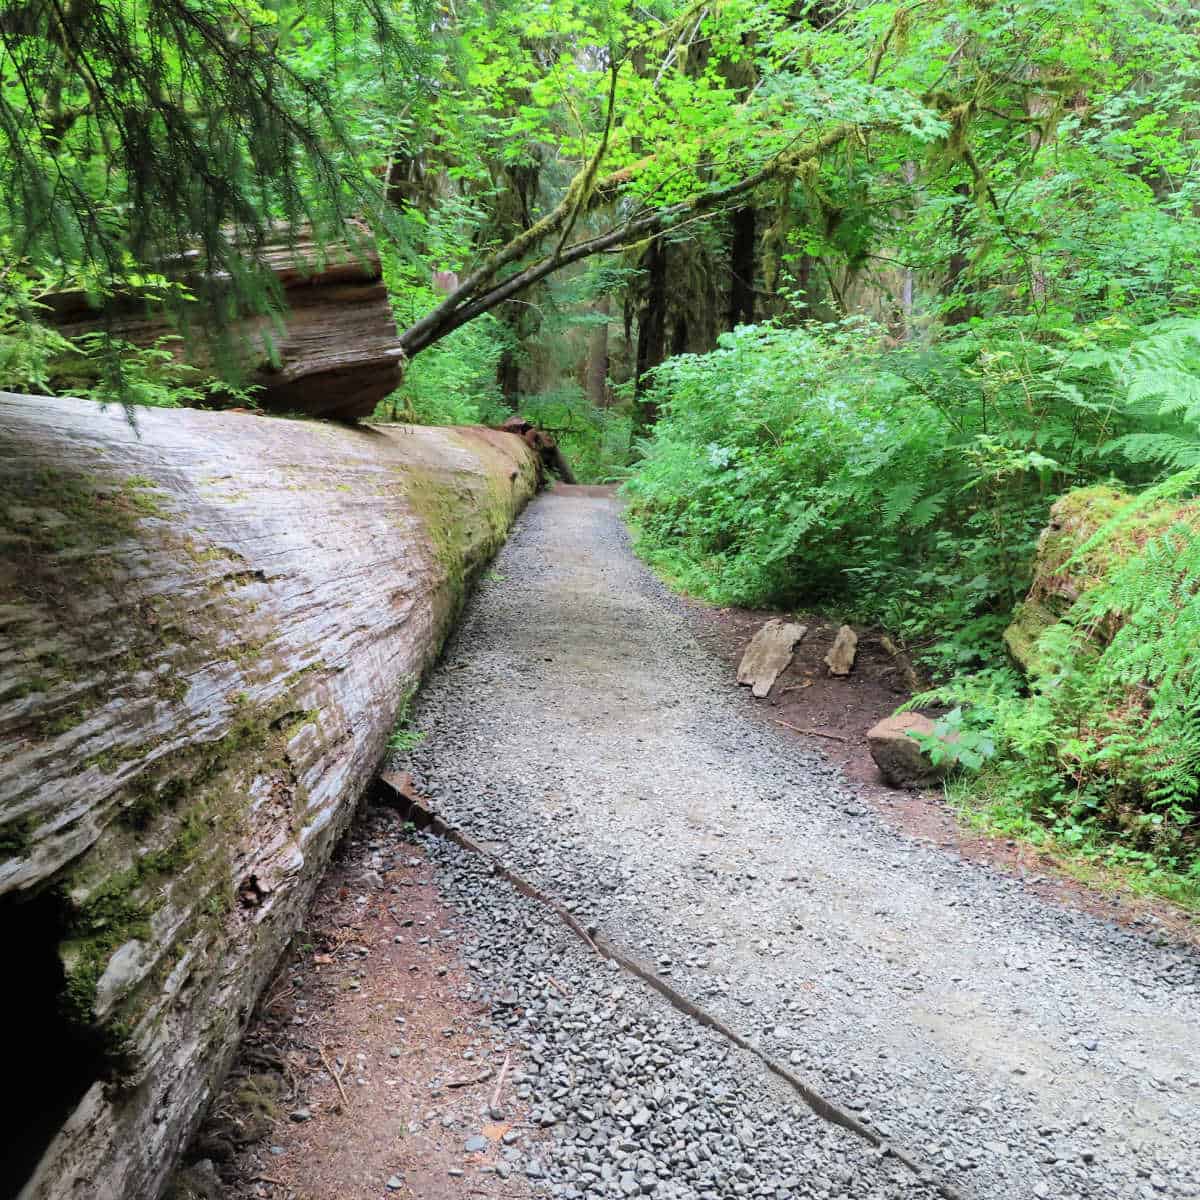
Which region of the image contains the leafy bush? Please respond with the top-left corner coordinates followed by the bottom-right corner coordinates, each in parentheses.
top-left (377, 247), bottom-right (513, 427)
top-left (626, 317), bottom-right (1200, 899)
top-left (919, 482), bottom-right (1200, 900)
top-left (625, 317), bottom-right (1170, 673)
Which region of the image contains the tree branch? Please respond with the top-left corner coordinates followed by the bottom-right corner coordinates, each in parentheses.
top-left (398, 122), bottom-right (858, 357)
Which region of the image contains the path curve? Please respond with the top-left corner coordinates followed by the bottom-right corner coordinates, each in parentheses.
top-left (404, 487), bottom-right (1200, 1200)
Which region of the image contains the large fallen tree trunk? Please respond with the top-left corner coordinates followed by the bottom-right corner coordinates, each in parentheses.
top-left (0, 393), bottom-right (539, 1200)
top-left (50, 229), bottom-right (404, 421)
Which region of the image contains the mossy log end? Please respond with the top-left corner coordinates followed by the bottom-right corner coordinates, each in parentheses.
top-left (0, 393), bottom-right (539, 1200)
top-left (1003, 485), bottom-right (1199, 674)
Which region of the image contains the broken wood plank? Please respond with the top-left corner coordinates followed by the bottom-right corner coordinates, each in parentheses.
top-left (736, 619), bottom-right (807, 698)
top-left (772, 719), bottom-right (850, 743)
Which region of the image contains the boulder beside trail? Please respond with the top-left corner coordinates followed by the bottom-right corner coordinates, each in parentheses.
top-left (736, 619), bottom-right (807, 698)
top-left (0, 392), bottom-right (538, 1200)
top-left (1003, 485), bottom-right (1200, 674)
top-left (866, 713), bottom-right (951, 788)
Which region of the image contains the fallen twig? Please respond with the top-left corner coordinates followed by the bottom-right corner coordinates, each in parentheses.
top-left (490, 1052), bottom-right (512, 1110)
top-left (772, 719), bottom-right (849, 743)
top-left (546, 975), bottom-right (570, 997)
top-left (319, 1044), bottom-right (350, 1110)
top-left (878, 634), bottom-right (922, 691)
top-left (447, 1068), bottom-right (495, 1089)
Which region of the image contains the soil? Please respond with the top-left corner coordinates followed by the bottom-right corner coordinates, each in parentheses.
top-left (688, 600), bottom-right (1200, 946)
top-left (176, 808), bottom-right (535, 1200)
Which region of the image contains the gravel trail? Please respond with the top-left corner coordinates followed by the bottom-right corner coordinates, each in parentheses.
top-left (398, 487), bottom-right (1200, 1200)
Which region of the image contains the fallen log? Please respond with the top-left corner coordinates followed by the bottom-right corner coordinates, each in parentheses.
top-left (0, 392), bottom-right (539, 1200)
top-left (49, 229), bottom-right (404, 421)
top-left (496, 414), bottom-right (577, 484)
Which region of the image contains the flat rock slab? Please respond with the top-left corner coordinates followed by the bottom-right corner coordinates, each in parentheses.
top-left (824, 625), bottom-right (858, 676)
top-left (736, 619), bottom-right (807, 697)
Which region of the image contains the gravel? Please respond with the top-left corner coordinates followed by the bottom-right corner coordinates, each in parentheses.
top-left (393, 488), bottom-right (1200, 1200)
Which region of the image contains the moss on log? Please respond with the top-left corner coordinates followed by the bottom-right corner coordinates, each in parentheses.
top-left (1003, 485), bottom-right (1200, 674)
top-left (0, 393), bottom-right (538, 1200)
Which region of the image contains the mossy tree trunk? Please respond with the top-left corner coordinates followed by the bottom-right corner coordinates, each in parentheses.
top-left (0, 393), bottom-right (539, 1200)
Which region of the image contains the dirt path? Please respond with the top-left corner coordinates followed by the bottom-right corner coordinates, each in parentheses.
top-left (396, 486), bottom-right (1200, 1200)
top-left (191, 485), bottom-right (1200, 1200)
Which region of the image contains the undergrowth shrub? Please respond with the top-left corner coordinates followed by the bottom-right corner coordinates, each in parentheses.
top-left (922, 481), bottom-right (1200, 903)
top-left (626, 317), bottom-right (1167, 673)
top-left (626, 317), bottom-right (1200, 896)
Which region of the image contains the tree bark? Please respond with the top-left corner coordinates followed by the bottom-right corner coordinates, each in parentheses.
top-left (727, 207), bottom-right (757, 328)
top-left (632, 236), bottom-right (669, 436)
top-left (943, 181), bottom-right (978, 325)
top-left (0, 393), bottom-right (539, 1200)
top-left (585, 295), bottom-right (611, 408)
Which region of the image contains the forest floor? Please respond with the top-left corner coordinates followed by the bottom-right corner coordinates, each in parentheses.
top-left (186, 484), bottom-right (1200, 1200)
top-left (690, 604), bottom-right (1200, 946)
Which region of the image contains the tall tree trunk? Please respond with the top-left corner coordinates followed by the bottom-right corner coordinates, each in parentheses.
top-left (497, 336), bottom-right (523, 404)
top-left (943, 182), bottom-right (977, 326)
top-left (586, 295), bottom-right (610, 408)
top-left (727, 207), bottom-right (756, 328)
top-left (632, 237), bottom-right (669, 437)
top-left (897, 160), bottom-right (917, 340)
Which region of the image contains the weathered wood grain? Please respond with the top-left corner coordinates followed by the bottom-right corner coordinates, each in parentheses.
top-left (0, 393), bottom-right (538, 1200)
top-left (52, 231), bottom-right (404, 420)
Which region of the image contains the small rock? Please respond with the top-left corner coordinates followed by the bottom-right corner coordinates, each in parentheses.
top-left (865, 712), bottom-right (953, 788)
top-left (824, 624), bottom-right (858, 676)
top-left (737, 619), bottom-right (807, 698)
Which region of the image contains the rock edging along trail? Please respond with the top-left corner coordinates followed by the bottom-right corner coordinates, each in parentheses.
top-left (0, 393), bottom-right (538, 1200)
top-left (399, 485), bottom-right (1200, 1200)
top-left (378, 770), bottom-right (965, 1200)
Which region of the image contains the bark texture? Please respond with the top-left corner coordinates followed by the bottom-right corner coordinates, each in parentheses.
top-left (0, 393), bottom-right (539, 1200)
top-left (52, 231), bottom-right (404, 421)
